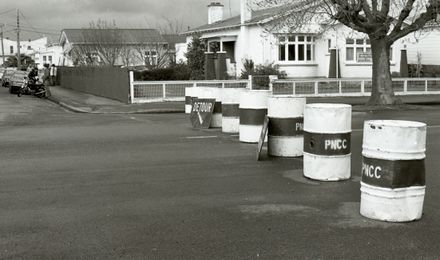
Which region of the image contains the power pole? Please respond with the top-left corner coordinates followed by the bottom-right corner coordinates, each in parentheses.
top-left (16, 9), bottom-right (21, 69)
top-left (0, 24), bottom-right (5, 65)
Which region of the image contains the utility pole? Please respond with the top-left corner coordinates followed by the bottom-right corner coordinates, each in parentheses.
top-left (0, 24), bottom-right (5, 65)
top-left (16, 9), bottom-right (21, 69)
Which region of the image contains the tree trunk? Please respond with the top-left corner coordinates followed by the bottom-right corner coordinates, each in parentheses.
top-left (367, 38), bottom-right (401, 105)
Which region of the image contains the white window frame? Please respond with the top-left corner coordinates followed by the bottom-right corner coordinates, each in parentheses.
top-left (90, 52), bottom-right (101, 63)
top-left (327, 39), bottom-right (332, 54)
top-left (145, 50), bottom-right (158, 66)
top-left (345, 38), bottom-right (394, 64)
top-left (345, 38), bottom-right (372, 63)
top-left (277, 35), bottom-right (316, 64)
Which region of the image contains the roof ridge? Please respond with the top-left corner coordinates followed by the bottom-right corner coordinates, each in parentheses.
top-left (62, 28), bottom-right (159, 31)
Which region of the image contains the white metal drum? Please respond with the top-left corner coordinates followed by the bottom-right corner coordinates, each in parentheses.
top-left (198, 87), bottom-right (222, 128)
top-left (222, 88), bottom-right (245, 133)
top-left (267, 95), bottom-right (306, 157)
top-left (239, 90), bottom-right (270, 143)
top-left (303, 103), bottom-right (352, 181)
top-left (360, 120), bottom-right (427, 222)
top-left (184, 87), bottom-right (194, 114)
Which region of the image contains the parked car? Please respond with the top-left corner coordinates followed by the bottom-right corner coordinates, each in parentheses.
top-left (0, 68), bottom-right (5, 81)
top-left (1, 68), bottom-right (17, 88)
top-left (8, 70), bottom-right (27, 94)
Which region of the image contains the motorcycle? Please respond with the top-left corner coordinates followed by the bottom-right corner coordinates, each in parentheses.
top-left (17, 76), bottom-right (47, 98)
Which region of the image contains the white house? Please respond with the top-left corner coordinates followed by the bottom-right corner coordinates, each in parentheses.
top-left (34, 44), bottom-right (64, 69)
top-left (0, 37), bottom-right (48, 66)
top-left (161, 34), bottom-right (187, 64)
top-left (59, 29), bottom-right (184, 67)
top-left (175, 42), bottom-right (188, 63)
top-left (404, 25), bottom-right (440, 66)
top-left (183, 0), bottom-right (412, 79)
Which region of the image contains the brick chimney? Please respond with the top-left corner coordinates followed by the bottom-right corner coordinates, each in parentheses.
top-left (208, 2), bottom-right (224, 24)
top-left (240, 0), bottom-right (252, 24)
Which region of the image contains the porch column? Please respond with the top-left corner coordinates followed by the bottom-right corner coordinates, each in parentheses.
top-left (400, 48), bottom-right (409, 77)
top-left (328, 48), bottom-right (341, 78)
top-left (216, 51), bottom-right (227, 80)
top-left (205, 52), bottom-right (216, 80)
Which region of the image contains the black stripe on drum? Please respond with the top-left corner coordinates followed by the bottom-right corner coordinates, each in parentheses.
top-left (361, 156), bottom-right (425, 188)
top-left (213, 102), bottom-right (222, 113)
top-left (222, 104), bottom-right (240, 117)
top-left (268, 117), bottom-right (303, 137)
top-left (239, 108), bottom-right (267, 126)
top-left (185, 96), bottom-right (192, 105)
top-left (303, 131), bottom-right (351, 156)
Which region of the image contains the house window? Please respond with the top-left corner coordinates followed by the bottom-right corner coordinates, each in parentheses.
top-left (43, 56), bottom-right (47, 62)
top-left (10, 46), bottom-right (13, 54)
top-left (278, 35), bottom-right (315, 62)
top-left (145, 50), bottom-right (158, 66)
top-left (48, 56), bottom-right (53, 64)
top-left (90, 53), bottom-right (101, 63)
top-left (27, 46), bottom-right (32, 50)
top-left (346, 38), bottom-right (394, 63)
top-left (346, 38), bottom-right (372, 62)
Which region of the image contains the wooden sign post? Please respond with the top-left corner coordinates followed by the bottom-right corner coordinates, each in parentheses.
top-left (256, 116), bottom-right (269, 161)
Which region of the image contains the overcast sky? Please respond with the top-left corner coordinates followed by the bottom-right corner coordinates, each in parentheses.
top-left (0, 0), bottom-right (241, 42)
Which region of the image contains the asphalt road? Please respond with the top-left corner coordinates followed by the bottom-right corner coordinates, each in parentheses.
top-left (1, 88), bottom-right (440, 259)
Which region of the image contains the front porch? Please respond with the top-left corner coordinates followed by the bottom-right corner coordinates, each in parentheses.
top-left (204, 36), bottom-right (238, 79)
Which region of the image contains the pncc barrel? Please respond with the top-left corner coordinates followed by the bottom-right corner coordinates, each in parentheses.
top-left (185, 87), bottom-right (195, 114)
top-left (239, 90), bottom-right (270, 143)
top-left (267, 95), bottom-right (306, 157)
top-left (198, 87), bottom-right (222, 128)
top-left (303, 104), bottom-right (352, 181)
top-left (360, 120), bottom-right (427, 222)
top-left (222, 88), bottom-right (245, 133)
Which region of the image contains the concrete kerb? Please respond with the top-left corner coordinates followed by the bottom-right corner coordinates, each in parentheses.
top-left (47, 95), bottom-right (92, 113)
top-left (47, 91), bottom-right (438, 115)
top-left (47, 95), bottom-right (185, 114)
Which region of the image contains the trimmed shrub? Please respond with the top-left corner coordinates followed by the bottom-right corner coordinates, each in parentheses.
top-left (240, 60), bottom-right (287, 79)
top-left (240, 59), bottom-right (255, 79)
top-left (133, 63), bottom-right (191, 81)
top-left (240, 60), bottom-right (287, 89)
top-left (408, 64), bottom-right (440, 78)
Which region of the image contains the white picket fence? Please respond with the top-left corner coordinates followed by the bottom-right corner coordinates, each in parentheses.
top-left (129, 71), bottom-right (440, 103)
top-left (272, 78), bottom-right (440, 97)
top-left (129, 72), bottom-right (248, 103)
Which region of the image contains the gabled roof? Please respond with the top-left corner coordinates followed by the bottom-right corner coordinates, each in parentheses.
top-left (60, 29), bottom-right (168, 45)
top-left (162, 34), bottom-right (187, 46)
top-left (184, 5), bottom-right (295, 35)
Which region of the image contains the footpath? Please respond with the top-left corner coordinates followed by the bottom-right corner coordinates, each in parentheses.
top-left (48, 86), bottom-right (440, 114)
top-left (48, 86), bottom-right (184, 114)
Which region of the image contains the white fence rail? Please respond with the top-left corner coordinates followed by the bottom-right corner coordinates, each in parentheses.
top-left (129, 70), bottom-right (440, 104)
top-left (272, 78), bottom-right (440, 97)
top-left (130, 73), bottom-right (249, 103)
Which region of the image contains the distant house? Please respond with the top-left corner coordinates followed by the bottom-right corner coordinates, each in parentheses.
top-left (0, 37), bottom-right (48, 66)
top-left (183, 0), bottom-right (413, 79)
top-left (34, 44), bottom-right (63, 69)
top-left (59, 29), bottom-right (181, 67)
top-left (161, 34), bottom-right (187, 63)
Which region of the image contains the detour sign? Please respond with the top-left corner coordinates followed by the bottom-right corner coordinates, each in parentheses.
top-left (190, 98), bottom-right (216, 129)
